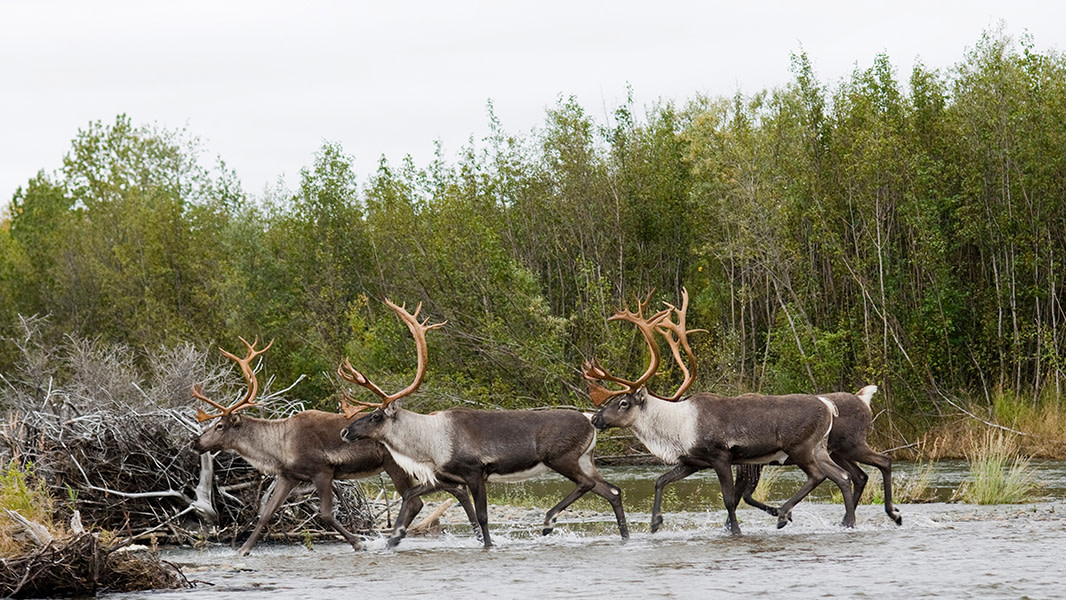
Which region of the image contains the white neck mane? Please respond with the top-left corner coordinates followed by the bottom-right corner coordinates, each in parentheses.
top-left (381, 409), bottom-right (454, 485)
top-left (632, 397), bottom-right (699, 464)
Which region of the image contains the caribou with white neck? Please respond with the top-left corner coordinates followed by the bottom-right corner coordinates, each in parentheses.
top-left (339, 299), bottom-right (629, 548)
top-left (585, 289), bottom-right (859, 535)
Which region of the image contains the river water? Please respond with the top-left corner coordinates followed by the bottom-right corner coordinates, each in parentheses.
top-left (113, 462), bottom-right (1066, 600)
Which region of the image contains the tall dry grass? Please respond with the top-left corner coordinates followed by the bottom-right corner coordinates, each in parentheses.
top-left (912, 392), bottom-right (1066, 460)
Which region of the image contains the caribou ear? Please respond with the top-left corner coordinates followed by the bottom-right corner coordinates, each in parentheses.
top-left (635, 388), bottom-right (651, 404)
top-left (383, 401), bottom-right (400, 417)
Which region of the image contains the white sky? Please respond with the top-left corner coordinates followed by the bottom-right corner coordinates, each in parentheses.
top-left (2, 1), bottom-right (1065, 213)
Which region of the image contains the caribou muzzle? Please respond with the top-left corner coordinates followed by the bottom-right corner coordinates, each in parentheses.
top-left (590, 412), bottom-right (611, 431)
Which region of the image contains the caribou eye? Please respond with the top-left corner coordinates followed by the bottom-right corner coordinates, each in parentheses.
top-left (619, 399), bottom-right (630, 409)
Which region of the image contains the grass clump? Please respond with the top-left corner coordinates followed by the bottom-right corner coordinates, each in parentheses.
top-left (957, 431), bottom-right (1038, 504)
top-left (891, 460), bottom-right (939, 504)
top-left (1, 461), bottom-right (56, 557)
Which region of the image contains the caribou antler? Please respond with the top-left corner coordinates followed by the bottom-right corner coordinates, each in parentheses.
top-left (582, 291), bottom-right (670, 406)
top-left (650, 288), bottom-right (706, 401)
top-left (338, 299), bottom-right (445, 418)
top-left (192, 336), bottom-right (274, 422)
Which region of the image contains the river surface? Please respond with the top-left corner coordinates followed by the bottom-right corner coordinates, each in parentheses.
top-left (112, 462), bottom-right (1066, 599)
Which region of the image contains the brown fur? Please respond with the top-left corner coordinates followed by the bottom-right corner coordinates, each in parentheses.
top-left (192, 410), bottom-right (477, 554)
top-left (736, 388), bottom-right (902, 526)
top-left (342, 405), bottom-right (629, 548)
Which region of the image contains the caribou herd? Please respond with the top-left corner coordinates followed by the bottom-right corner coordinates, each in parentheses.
top-left (190, 290), bottom-right (900, 554)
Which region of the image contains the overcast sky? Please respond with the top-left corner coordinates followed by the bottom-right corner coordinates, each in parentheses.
top-left (3, 1), bottom-right (1065, 213)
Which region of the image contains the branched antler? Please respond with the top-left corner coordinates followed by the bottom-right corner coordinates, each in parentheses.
top-left (338, 299), bottom-right (445, 418)
top-left (651, 288), bottom-right (706, 401)
top-left (581, 291), bottom-right (669, 406)
top-left (584, 288), bottom-right (705, 404)
top-left (192, 336), bottom-right (274, 422)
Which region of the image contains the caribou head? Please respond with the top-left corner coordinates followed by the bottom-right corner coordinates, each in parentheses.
top-left (191, 336), bottom-right (274, 453)
top-left (339, 299), bottom-right (443, 444)
top-left (587, 289), bottom-right (700, 431)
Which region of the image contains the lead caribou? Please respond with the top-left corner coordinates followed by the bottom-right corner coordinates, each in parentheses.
top-left (190, 336), bottom-right (477, 555)
top-left (339, 299), bottom-right (629, 548)
top-left (585, 290), bottom-right (859, 534)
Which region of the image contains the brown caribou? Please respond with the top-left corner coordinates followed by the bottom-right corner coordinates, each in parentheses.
top-left (190, 336), bottom-right (477, 555)
top-left (339, 299), bottom-right (629, 548)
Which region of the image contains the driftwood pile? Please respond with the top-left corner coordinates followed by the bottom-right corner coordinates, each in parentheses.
top-left (0, 318), bottom-right (378, 548)
top-left (3, 407), bottom-right (378, 547)
top-left (1, 319), bottom-right (383, 596)
top-left (1, 531), bottom-right (190, 598)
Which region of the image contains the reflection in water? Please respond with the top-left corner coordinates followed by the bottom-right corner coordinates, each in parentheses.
top-left (110, 462), bottom-right (1066, 600)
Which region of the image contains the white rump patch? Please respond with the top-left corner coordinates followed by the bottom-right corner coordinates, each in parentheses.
top-left (856, 385), bottom-right (878, 407)
top-left (817, 396), bottom-right (838, 417)
top-left (817, 396), bottom-right (837, 440)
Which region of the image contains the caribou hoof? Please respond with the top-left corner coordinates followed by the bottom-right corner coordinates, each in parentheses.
top-left (891, 511), bottom-right (903, 526)
top-left (542, 527), bottom-right (553, 536)
top-left (650, 514), bottom-right (664, 533)
top-left (386, 530), bottom-right (405, 548)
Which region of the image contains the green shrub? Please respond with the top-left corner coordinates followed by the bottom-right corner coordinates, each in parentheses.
top-left (957, 431), bottom-right (1038, 504)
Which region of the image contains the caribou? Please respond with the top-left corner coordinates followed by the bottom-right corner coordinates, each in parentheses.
top-left (584, 289), bottom-right (858, 535)
top-left (735, 384), bottom-right (902, 525)
top-left (338, 298), bottom-right (629, 548)
top-left (190, 336), bottom-right (478, 555)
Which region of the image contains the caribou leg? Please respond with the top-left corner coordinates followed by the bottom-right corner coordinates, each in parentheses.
top-left (465, 476), bottom-right (493, 548)
top-left (775, 447), bottom-right (855, 529)
top-left (540, 469), bottom-right (629, 539)
top-left (312, 473), bottom-right (364, 550)
top-left (736, 463), bottom-right (781, 517)
top-left (239, 476), bottom-right (297, 555)
top-left (651, 463), bottom-right (699, 533)
top-left (386, 459), bottom-right (482, 540)
top-left (844, 447), bottom-right (902, 525)
top-left (711, 460), bottom-right (744, 535)
top-left (388, 480), bottom-right (450, 548)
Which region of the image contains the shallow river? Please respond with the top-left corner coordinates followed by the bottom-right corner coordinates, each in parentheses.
top-left (115, 462), bottom-right (1066, 599)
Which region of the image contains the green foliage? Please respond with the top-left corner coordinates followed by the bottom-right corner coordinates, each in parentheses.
top-left (0, 461), bottom-right (52, 523)
top-left (2, 29), bottom-right (1066, 435)
top-left (1, 461), bottom-right (55, 555)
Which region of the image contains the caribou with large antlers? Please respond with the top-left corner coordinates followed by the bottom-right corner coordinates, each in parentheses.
top-left (190, 336), bottom-right (478, 555)
top-left (585, 290), bottom-right (858, 535)
top-left (339, 299), bottom-right (629, 548)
